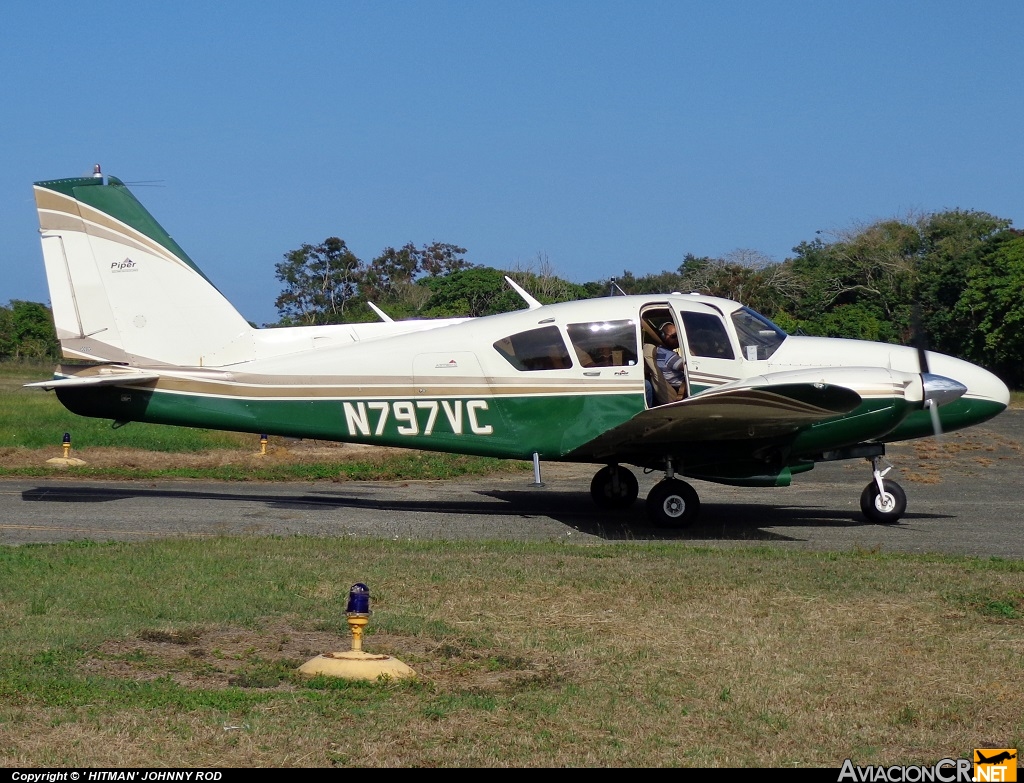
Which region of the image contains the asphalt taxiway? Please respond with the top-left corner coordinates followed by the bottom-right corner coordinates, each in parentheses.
top-left (2, 411), bottom-right (1021, 557)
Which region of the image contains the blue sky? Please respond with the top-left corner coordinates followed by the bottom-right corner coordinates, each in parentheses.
top-left (2, 1), bottom-right (1021, 326)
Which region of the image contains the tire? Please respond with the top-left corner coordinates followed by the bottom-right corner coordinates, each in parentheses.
top-left (590, 465), bottom-right (639, 509)
top-left (645, 478), bottom-right (700, 528)
top-left (860, 480), bottom-right (907, 524)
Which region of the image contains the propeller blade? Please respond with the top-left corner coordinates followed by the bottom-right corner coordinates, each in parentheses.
top-left (911, 303), bottom-right (930, 375)
top-left (917, 344), bottom-right (930, 376)
top-left (925, 400), bottom-right (943, 438)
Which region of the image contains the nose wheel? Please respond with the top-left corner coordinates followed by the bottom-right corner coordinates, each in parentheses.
top-left (860, 479), bottom-right (907, 524)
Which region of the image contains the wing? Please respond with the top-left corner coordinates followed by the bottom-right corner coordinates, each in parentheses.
top-left (570, 382), bottom-right (861, 460)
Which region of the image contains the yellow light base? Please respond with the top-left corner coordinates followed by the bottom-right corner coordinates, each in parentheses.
top-left (46, 457), bottom-right (87, 466)
top-left (297, 650), bottom-right (416, 681)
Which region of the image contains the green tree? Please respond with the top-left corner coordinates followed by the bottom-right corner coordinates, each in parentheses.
top-left (914, 210), bottom-right (1012, 357)
top-left (597, 267), bottom-right (686, 296)
top-left (673, 251), bottom-right (799, 319)
top-left (0, 305), bottom-right (13, 358)
top-left (421, 267), bottom-right (529, 317)
top-left (362, 242), bottom-right (471, 319)
top-left (952, 232), bottom-right (1024, 386)
top-left (0, 300), bottom-right (59, 360)
top-left (588, 252), bottom-right (797, 321)
top-left (781, 220), bottom-right (921, 340)
top-left (273, 237), bottom-right (363, 325)
top-left (417, 241), bottom-right (472, 277)
top-left (506, 254), bottom-right (589, 304)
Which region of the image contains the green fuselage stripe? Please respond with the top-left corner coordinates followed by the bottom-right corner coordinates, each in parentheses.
top-left (58, 386), bottom-right (645, 460)
top-left (55, 386), bottom-right (1004, 476)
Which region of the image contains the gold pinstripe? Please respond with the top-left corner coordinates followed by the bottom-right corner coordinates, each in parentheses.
top-left (35, 188), bottom-right (191, 271)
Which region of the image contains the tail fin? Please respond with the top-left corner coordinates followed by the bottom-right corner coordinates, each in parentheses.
top-left (34, 171), bottom-right (254, 367)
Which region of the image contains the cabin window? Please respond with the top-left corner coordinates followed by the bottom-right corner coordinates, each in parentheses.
top-left (731, 306), bottom-right (787, 360)
top-left (566, 320), bottom-right (638, 367)
top-left (681, 312), bottom-right (735, 359)
top-left (493, 326), bottom-right (573, 371)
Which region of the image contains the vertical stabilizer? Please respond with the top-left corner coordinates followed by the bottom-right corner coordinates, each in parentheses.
top-left (34, 173), bottom-right (254, 367)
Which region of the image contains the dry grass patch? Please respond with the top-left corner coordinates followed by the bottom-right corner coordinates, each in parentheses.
top-left (890, 430), bottom-right (1023, 484)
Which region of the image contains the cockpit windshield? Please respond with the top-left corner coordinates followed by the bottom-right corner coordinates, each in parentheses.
top-left (731, 307), bottom-right (787, 361)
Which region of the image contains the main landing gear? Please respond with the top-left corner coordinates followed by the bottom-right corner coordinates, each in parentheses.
top-left (860, 455), bottom-right (907, 524)
top-left (590, 459), bottom-right (700, 528)
top-left (589, 453), bottom-right (909, 527)
top-left (646, 477), bottom-right (700, 528)
top-left (589, 464), bottom-right (639, 509)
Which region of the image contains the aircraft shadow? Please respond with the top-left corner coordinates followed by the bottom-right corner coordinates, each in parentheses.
top-left (475, 489), bottom-right (948, 541)
top-left (22, 484), bottom-right (951, 542)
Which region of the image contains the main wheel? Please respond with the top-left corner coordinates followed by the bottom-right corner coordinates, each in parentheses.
top-left (590, 464), bottom-right (639, 509)
top-left (859, 479), bottom-right (907, 524)
top-left (645, 478), bottom-right (700, 528)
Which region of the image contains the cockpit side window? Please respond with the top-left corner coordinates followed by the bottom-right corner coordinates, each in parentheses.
top-left (680, 312), bottom-right (735, 359)
top-left (731, 307), bottom-right (787, 360)
top-left (493, 325), bottom-right (573, 371)
top-left (566, 320), bottom-right (638, 367)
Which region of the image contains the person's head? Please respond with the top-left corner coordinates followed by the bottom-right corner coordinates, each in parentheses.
top-left (661, 323), bottom-right (678, 346)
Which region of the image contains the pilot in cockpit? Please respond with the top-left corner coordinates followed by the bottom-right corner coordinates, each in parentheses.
top-left (656, 323), bottom-right (687, 392)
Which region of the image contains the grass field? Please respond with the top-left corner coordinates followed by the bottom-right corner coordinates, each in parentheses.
top-left (0, 538), bottom-right (1021, 767)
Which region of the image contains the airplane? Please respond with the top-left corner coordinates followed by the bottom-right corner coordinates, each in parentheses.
top-left (26, 167), bottom-right (1011, 528)
top-left (975, 751), bottom-right (1016, 765)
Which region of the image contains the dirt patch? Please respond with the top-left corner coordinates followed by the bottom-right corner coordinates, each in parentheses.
top-left (0, 440), bottom-right (420, 471)
top-left (82, 618), bottom-right (562, 693)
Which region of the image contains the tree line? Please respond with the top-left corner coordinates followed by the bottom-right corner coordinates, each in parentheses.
top-left (0, 301), bottom-right (59, 361)
top-left (6, 208), bottom-right (1024, 386)
top-left (272, 239), bottom-right (591, 323)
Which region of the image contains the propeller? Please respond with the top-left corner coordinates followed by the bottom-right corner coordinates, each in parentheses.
top-left (911, 303), bottom-right (964, 439)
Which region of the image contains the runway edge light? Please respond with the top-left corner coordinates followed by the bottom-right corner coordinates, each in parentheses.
top-left (297, 583), bottom-right (416, 681)
top-left (46, 431), bottom-right (87, 467)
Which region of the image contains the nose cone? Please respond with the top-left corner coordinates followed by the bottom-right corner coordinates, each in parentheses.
top-left (921, 373), bottom-right (968, 407)
top-left (926, 353), bottom-right (1009, 406)
top-left (924, 352), bottom-right (1009, 430)
top-left (885, 345), bottom-right (1009, 439)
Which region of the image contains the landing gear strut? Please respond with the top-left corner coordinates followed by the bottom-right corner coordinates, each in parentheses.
top-left (860, 456), bottom-right (907, 524)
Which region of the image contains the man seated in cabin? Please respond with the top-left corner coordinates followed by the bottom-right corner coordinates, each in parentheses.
top-left (644, 322), bottom-right (687, 407)
top-left (656, 323), bottom-right (687, 394)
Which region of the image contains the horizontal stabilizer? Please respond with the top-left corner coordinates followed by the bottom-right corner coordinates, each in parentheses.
top-left (25, 371), bottom-right (160, 391)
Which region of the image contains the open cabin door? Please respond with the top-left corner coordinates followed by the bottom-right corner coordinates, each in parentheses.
top-left (672, 305), bottom-right (742, 393)
top-left (639, 303), bottom-right (689, 405)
